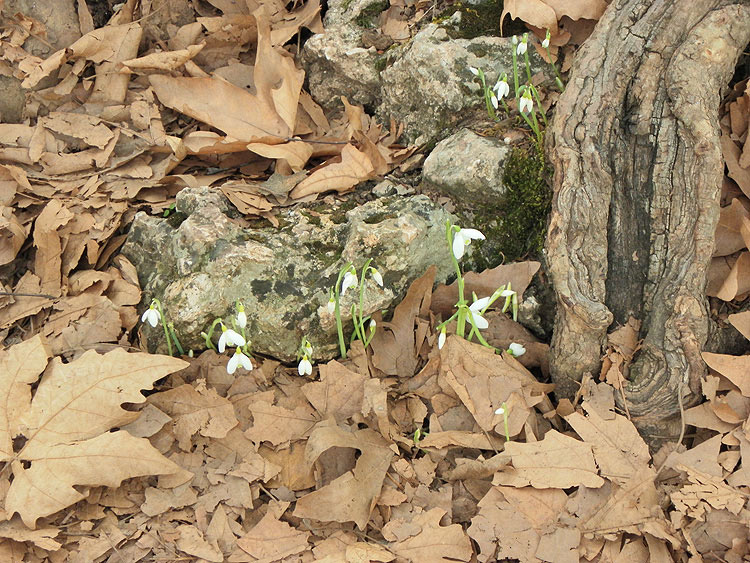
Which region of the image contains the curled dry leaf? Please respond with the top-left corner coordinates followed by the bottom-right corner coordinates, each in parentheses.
top-left (0, 335), bottom-right (186, 527)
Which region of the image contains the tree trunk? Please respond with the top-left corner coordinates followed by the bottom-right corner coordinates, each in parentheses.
top-left (545, 0), bottom-right (750, 443)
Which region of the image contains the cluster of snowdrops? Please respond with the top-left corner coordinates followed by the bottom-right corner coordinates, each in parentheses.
top-left (140, 220), bottom-right (527, 376)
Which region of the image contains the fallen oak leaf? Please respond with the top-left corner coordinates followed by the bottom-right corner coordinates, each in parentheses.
top-left (0, 337), bottom-right (186, 527)
top-left (289, 144), bottom-right (374, 199)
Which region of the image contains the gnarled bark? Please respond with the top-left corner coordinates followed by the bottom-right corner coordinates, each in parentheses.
top-left (546, 0), bottom-right (750, 442)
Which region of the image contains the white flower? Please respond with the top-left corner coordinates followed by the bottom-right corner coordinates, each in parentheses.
top-left (517, 34), bottom-right (528, 55)
top-left (468, 296), bottom-right (490, 330)
top-left (511, 35), bottom-right (518, 45)
top-left (519, 92), bottom-right (533, 113)
top-left (542, 30), bottom-right (551, 49)
top-left (304, 341), bottom-right (313, 357)
top-left (438, 327), bottom-right (446, 349)
top-left (141, 305), bottom-right (161, 328)
top-left (218, 325), bottom-right (245, 353)
top-left (490, 92), bottom-right (498, 109)
top-left (469, 66), bottom-right (479, 76)
top-left (494, 406), bottom-right (505, 415)
top-left (227, 348), bottom-right (253, 374)
top-left (369, 319), bottom-right (376, 331)
top-left (370, 267), bottom-right (383, 287)
top-left (452, 228), bottom-right (485, 260)
top-left (493, 76), bottom-right (509, 100)
top-left (500, 288), bottom-right (516, 298)
top-left (341, 270), bottom-right (358, 295)
top-left (508, 342), bottom-right (526, 357)
top-left (298, 355), bottom-right (312, 376)
top-left (236, 304), bottom-right (247, 329)
top-left (327, 295), bottom-right (336, 314)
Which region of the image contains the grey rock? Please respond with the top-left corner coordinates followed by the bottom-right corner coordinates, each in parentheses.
top-left (379, 23), bottom-right (546, 144)
top-left (122, 187), bottom-right (460, 362)
top-left (300, 0), bottom-right (389, 111)
top-left (422, 128), bottom-right (511, 205)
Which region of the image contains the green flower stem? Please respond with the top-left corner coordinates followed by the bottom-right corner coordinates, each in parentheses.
top-left (526, 81), bottom-right (547, 125)
top-left (334, 262), bottom-right (353, 359)
top-left (511, 43), bottom-right (520, 101)
top-left (202, 318), bottom-right (223, 351)
top-left (167, 322), bottom-right (184, 356)
top-left (502, 402), bottom-right (510, 441)
top-left (152, 299), bottom-right (173, 357)
top-left (357, 258), bottom-right (373, 340)
top-left (544, 45), bottom-right (565, 92)
top-left (446, 221), bottom-right (468, 338)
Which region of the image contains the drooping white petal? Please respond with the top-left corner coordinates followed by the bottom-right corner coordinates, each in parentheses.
top-left (341, 271), bottom-right (358, 295)
top-left (520, 95), bottom-right (533, 113)
top-left (460, 228), bottom-right (485, 241)
top-left (298, 356), bottom-right (312, 376)
top-left (468, 298), bottom-right (490, 330)
top-left (370, 268), bottom-right (383, 287)
top-left (452, 233), bottom-right (466, 260)
top-left (508, 342), bottom-right (526, 357)
top-left (542, 37), bottom-right (549, 48)
top-left (471, 296), bottom-right (491, 311)
top-left (469, 66), bottom-right (479, 75)
top-left (438, 329), bottom-right (446, 349)
top-left (218, 328), bottom-right (245, 353)
top-left (490, 92), bottom-right (498, 109)
top-left (494, 406), bottom-right (505, 415)
top-left (327, 297), bottom-right (336, 314)
top-left (237, 310), bottom-right (247, 329)
top-left (141, 307), bottom-right (161, 328)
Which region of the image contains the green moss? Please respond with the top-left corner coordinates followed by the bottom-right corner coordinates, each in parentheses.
top-left (355, 0), bottom-right (389, 28)
top-left (434, 1), bottom-right (504, 40)
top-left (495, 145), bottom-right (551, 261)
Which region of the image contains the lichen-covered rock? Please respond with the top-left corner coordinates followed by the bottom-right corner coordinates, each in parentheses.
top-left (122, 187), bottom-right (459, 362)
top-left (422, 128), bottom-right (512, 205)
top-left (378, 22), bottom-right (546, 144)
top-left (300, 0), bottom-right (387, 111)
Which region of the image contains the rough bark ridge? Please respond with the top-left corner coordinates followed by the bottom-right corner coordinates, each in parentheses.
top-left (545, 0), bottom-right (750, 441)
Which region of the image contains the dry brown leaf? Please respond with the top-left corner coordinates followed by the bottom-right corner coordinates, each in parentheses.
top-left (370, 266), bottom-right (435, 377)
top-left (714, 198), bottom-right (750, 257)
top-left (289, 144), bottom-right (375, 199)
top-left (564, 402), bottom-right (651, 486)
top-left (301, 360), bottom-right (367, 422)
top-left (495, 430), bottom-right (605, 488)
top-left (431, 261), bottom-right (540, 319)
top-left (387, 508), bottom-right (472, 562)
top-left (235, 502), bottom-right (310, 561)
top-left (293, 426), bottom-right (393, 529)
top-left (147, 381), bottom-right (239, 451)
top-left (711, 250), bottom-right (750, 301)
top-left (728, 310), bottom-right (750, 341)
top-left (0, 337), bottom-right (185, 527)
top-left (245, 398), bottom-right (317, 446)
top-left (702, 351), bottom-right (750, 397)
top-left (501, 0), bottom-right (558, 34)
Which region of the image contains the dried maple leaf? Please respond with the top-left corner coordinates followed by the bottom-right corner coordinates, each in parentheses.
top-left (0, 335), bottom-right (186, 527)
top-left (386, 508), bottom-right (472, 562)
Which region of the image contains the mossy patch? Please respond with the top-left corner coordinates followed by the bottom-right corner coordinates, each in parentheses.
top-left (469, 144), bottom-right (551, 269)
top-left (434, 1), bottom-right (504, 40)
top-left (355, 1), bottom-right (389, 28)
top-left (495, 145), bottom-right (551, 260)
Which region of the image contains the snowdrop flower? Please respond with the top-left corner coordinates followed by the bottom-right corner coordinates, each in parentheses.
top-left (542, 29), bottom-right (551, 49)
top-left (227, 348), bottom-right (252, 374)
top-left (494, 406), bottom-right (505, 415)
top-left (298, 355), bottom-right (312, 376)
top-left (507, 342), bottom-right (526, 357)
top-left (369, 266), bottom-right (383, 287)
top-left (468, 296), bottom-right (490, 330)
top-left (469, 66), bottom-right (479, 76)
top-left (141, 303), bottom-right (161, 327)
top-left (519, 91), bottom-right (533, 113)
top-left (327, 292), bottom-right (336, 314)
top-left (438, 326), bottom-right (446, 349)
top-left (511, 35), bottom-right (518, 45)
top-left (303, 340), bottom-right (313, 358)
top-left (341, 268), bottom-right (358, 295)
top-left (369, 319), bottom-right (376, 331)
top-left (236, 302), bottom-right (247, 329)
top-left (493, 74), bottom-right (510, 100)
top-left (490, 92), bottom-right (498, 109)
top-left (452, 227), bottom-right (485, 260)
top-left (517, 33), bottom-right (528, 55)
top-left (218, 323), bottom-right (245, 353)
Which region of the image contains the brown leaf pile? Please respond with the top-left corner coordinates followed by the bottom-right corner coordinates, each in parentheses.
top-left (0, 267), bottom-right (748, 561)
top-left (0, 0), bottom-right (412, 354)
top-left (707, 78), bottom-right (750, 301)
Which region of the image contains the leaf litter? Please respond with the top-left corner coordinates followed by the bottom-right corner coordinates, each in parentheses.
top-left (0, 0), bottom-right (749, 561)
